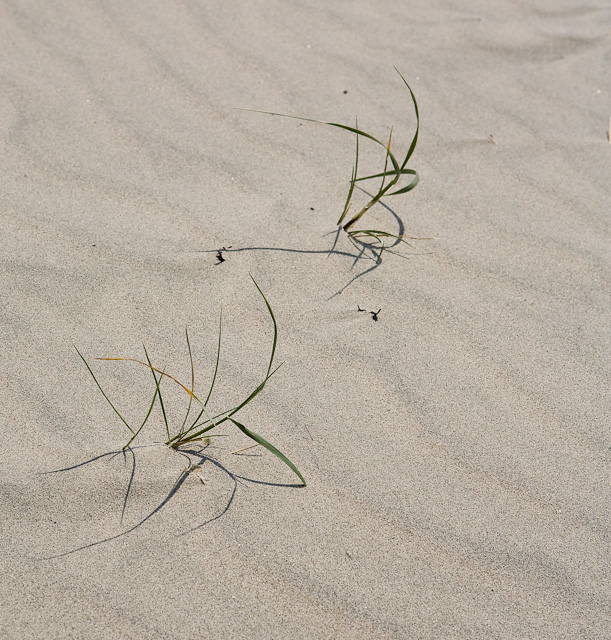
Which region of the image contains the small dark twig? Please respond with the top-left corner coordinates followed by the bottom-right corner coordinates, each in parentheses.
top-left (215, 246), bottom-right (232, 264)
top-left (357, 305), bottom-right (381, 321)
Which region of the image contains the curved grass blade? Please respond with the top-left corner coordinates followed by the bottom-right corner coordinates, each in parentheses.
top-left (343, 127), bottom-right (395, 235)
top-left (229, 418), bottom-right (306, 486)
top-left (388, 172), bottom-right (419, 196)
top-left (341, 143), bottom-right (403, 231)
top-left (205, 310), bottom-right (222, 406)
top-left (249, 275), bottom-right (277, 378)
top-left (393, 67), bottom-right (420, 169)
top-left (75, 345), bottom-right (134, 434)
top-left (337, 118), bottom-right (360, 226)
top-left (348, 229), bottom-right (414, 261)
top-left (235, 107), bottom-right (393, 152)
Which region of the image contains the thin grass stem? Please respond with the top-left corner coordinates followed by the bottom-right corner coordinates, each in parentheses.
top-left (178, 328), bottom-right (195, 436)
top-left (123, 367), bottom-right (165, 450)
top-left (337, 118), bottom-right (359, 227)
top-left (143, 345), bottom-right (169, 440)
top-left (74, 345), bottom-right (134, 434)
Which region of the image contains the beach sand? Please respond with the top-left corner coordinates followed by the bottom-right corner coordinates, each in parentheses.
top-left (1, 1), bottom-right (610, 637)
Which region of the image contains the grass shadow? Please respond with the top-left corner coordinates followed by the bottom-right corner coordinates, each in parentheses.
top-left (37, 442), bottom-right (303, 559)
top-left (200, 189), bottom-right (427, 297)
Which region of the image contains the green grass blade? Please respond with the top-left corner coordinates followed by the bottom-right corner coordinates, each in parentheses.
top-left (235, 107), bottom-right (390, 150)
top-left (337, 118), bottom-right (360, 226)
top-left (169, 280), bottom-right (277, 446)
top-left (229, 418), bottom-right (306, 486)
top-left (387, 172), bottom-right (419, 196)
top-left (240, 68), bottom-right (418, 234)
top-left (342, 175), bottom-right (398, 231)
top-left (238, 106), bottom-right (402, 179)
top-left (176, 368), bottom-right (280, 440)
top-left (394, 67), bottom-right (419, 169)
top-left (167, 278), bottom-right (284, 450)
top-left (181, 310), bottom-right (223, 436)
top-left (171, 364), bottom-right (282, 445)
top-left (143, 345), bottom-right (169, 440)
top-left (168, 399), bottom-right (220, 447)
top-left (74, 345), bottom-right (134, 434)
top-left (226, 362), bottom-right (283, 420)
top-left (249, 275), bottom-right (277, 377)
top-left (178, 328), bottom-right (195, 435)
top-left (205, 310), bottom-right (222, 406)
top-left (123, 366), bottom-right (164, 450)
top-left (379, 127), bottom-right (393, 192)
top-left (354, 168), bottom-right (417, 182)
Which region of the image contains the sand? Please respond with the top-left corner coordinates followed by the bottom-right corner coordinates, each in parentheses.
top-left (1, 1), bottom-right (610, 637)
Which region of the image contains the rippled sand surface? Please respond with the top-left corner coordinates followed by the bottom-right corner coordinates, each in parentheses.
top-left (2, 1), bottom-right (610, 637)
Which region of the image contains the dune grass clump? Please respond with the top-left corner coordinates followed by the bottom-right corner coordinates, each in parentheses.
top-left (75, 277), bottom-right (305, 485)
top-left (240, 67), bottom-right (420, 257)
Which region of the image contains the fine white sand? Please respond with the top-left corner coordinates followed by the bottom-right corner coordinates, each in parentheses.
top-left (2, 1), bottom-right (610, 637)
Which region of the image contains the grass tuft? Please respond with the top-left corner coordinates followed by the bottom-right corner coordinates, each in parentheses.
top-left (237, 68), bottom-right (422, 257)
top-left (76, 278), bottom-right (305, 485)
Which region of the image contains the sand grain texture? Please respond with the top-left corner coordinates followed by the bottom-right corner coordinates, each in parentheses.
top-left (1, 1), bottom-right (610, 638)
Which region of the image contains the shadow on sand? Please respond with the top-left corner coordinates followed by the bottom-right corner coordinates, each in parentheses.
top-left (37, 442), bottom-right (303, 559)
top-left (201, 193), bottom-right (432, 298)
